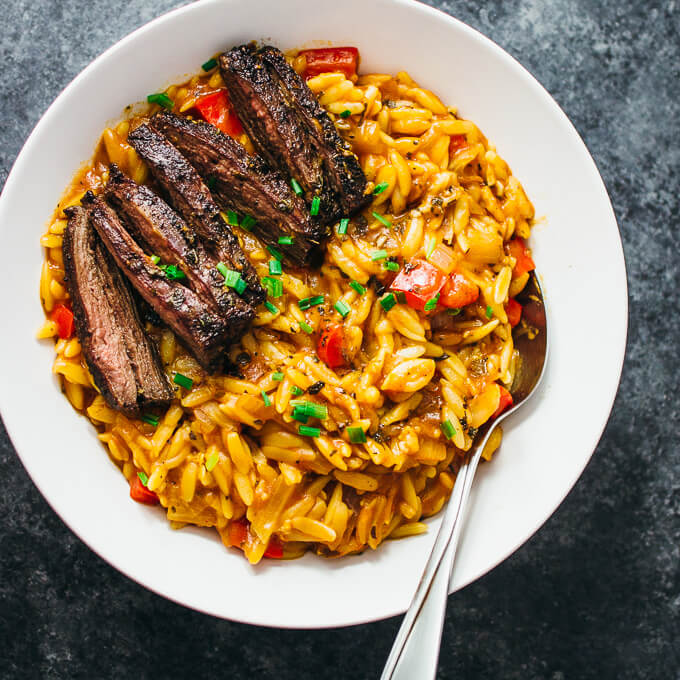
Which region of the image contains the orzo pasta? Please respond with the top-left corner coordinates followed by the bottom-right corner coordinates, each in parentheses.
top-left (38, 44), bottom-right (537, 564)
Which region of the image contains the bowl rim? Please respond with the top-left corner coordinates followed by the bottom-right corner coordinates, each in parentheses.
top-left (0, 0), bottom-right (628, 628)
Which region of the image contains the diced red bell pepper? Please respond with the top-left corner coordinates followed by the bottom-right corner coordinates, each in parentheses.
top-left (129, 475), bottom-right (159, 505)
top-left (194, 90), bottom-right (243, 137)
top-left (299, 46), bottom-right (359, 80)
top-left (506, 298), bottom-right (522, 327)
top-left (317, 323), bottom-right (346, 369)
top-left (493, 385), bottom-right (514, 418)
top-left (438, 271), bottom-right (479, 309)
top-left (390, 259), bottom-right (447, 312)
top-left (229, 519), bottom-right (283, 559)
top-left (229, 518), bottom-right (249, 548)
top-left (50, 303), bottom-right (74, 339)
top-left (263, 535), bottom-right (284, 559)
top-left (449, 134), bottom-right (467, 154)
top-left (507, 238), bottom-right (536, 278)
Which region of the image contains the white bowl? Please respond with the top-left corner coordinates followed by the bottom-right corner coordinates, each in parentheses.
top-left (0, 0), bottom-right (627, 628)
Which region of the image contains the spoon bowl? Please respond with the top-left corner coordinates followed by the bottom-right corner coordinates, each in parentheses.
top-left (382, 271), bottom-right (548, 680)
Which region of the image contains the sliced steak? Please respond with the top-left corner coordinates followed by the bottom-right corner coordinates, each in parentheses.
top-left (150, 110), bottom-right (322, 265)
top-left (220, 44), bottom-right (369, 222)
top-left (103, 165), bottom-right (254, 322)
top-left (62, 205), bottom-right (173, 414)
top-left (84, 193), bottom-right (241, 370)
top-left (127, 123), bottom-right (264, 307)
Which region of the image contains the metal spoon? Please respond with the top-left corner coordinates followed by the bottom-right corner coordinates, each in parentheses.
top-left (381, 272), bottom-right (548, 680)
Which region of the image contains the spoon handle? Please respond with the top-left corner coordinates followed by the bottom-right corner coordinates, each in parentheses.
top-left (380, 428), bottom-right (491, 680)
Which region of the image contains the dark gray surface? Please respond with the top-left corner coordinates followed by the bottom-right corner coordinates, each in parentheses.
top-left (1, 0), bottom-right (677, 677)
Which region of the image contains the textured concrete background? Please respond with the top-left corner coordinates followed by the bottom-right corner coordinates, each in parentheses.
top-left (1, 0), bottom-right (678, 678)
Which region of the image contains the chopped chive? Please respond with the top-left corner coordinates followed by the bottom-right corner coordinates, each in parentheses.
top-left (347, 426), bottom-right (366, 444)
top-left (173, 372), bottom-right (193, 390)
top-left (162, 264), bottom-right (186, 280)
top-left (349, 280), bottom-right (366, 296)
top-left (150, 254), bottom-right (160, 265)
top-left (339, 109), bottom-right (352, 118)
top-left (310, 196), bottom-right (321, 216)
top-left (424, 293), bottom-right (440, 311)
top-left (299, 295), bottom-right (323, 309)
top-left (216, 262), bottom-right (229, 278)
top-left (234, 277), bottom-right (247, 295)
top-left (373, 182), bottom-right (389, 195)
top-left (299, 321), bottom-right (313, 334)
top-left (298, 425), bottom-right (321, 438)
top-left (425, 235), bottom-right (437, 260)
top-left (226, 210), bottom-right (239, 226)
top-left (201, 57), bottom-right (218, 71)
top-left (289, 399), bottom-right (307, 408)
top-left (486, 305), bottom-right (494, 319)
top-left (264, 300), bottom-right (279, 315)
top-left (141, 413), bottom-right (159, 427)
top-left (371, 249), bottom-right (388, 261)
top-left (278, 235), bottom-right (294, 245)
top-left (380, 293), bottom-right (397, 311)
top-left (338, 218), bottom-right (349, 235)
top-left (147, 92), bottom-right (174, 109)
top-left (272, 371), bottom-right (284, 381)
top-left (304, 402), bottom-right (328, 420)
top-left (290, 178), bottom-right (303, 196)
top-left (205, 451), bottom-right (219, 471)
top-left (223, 269), bottom-right (241, 288)
top-left (262, 276), bottom-right (283, 298)
top-left (334, 300), bottom-right (351, 318)
top-left (261, 390), bottom-right (272, 407)
top-left (442, 419), bottom-right (456, 440)
top-left (395, 291), bottom-right (407, 304)
top-left (372, 211), bottom-right (392, 229)
top-left (269, 259), bottom-right (282, 276)
top-left (447, 307), bottom-right (462, 316)
top-left (240, 214), bottom-right (256, 231)
top-left (290, 386), bottom-right (304, 396)
top-left (384, 261), bottom-right (400, 272)
top-left (267, 245), bottom-right (283, 261)
top-left (205, 175), bottom-right (217, 190)
top-left (137, 471), bottom-right (149, 486)
top-left (292, 406), bottom-right (309, 423)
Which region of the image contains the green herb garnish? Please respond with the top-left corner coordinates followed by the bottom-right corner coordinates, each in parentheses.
top-left (147, 92), bottom-right (174, 109)
top-left (346, 426), bottom-right (367, 444)
top-left (278, 235), bottom-right (294, 245)
top-left (264, 300), bottom-right (279, 315)
top-left (173, 372), bottom-right (193, 390)
top-left (338, 218), bottom-right (349, 235)
top-left (298, 425), bottom-right (321, 438)
top-left (424, 293), bottom-right (440, 311)
top-left (269, 259), bottom-right (282, 276)
top-left (373, 182), bottom-right (389, 195)
top-left (310, 196), bottom-right (321, 216)
top-left (201, 57), bottom-right (218, 71)
top-left (137, 471), bottom-right (149, 486)
top-left (442, 419), bottom-right (456, 440)
top-left (240, 214), bottom-right (256, 231)
top-left (291, 178), bottom-right (303, 196)
top-left (349, 280), bottom-right (366, 296)
top-left (380, 293), bottom-right (397, 311)
top-left (299, 321), bottom-right (313, 334)
top-left (272, 372), bottom-right (284, 381)
top-left (141, 414), bottom-right (159, 427)
top-left (334, 300), bottom-right (350, 318)
top-left (372, 211), bottom-right (392, 229)
top-left (261, 390), bottom-right (272, 407)
top-left (371, 249), bottom-right (388, 261)
top-left (339, 109), bottom-right (352, 118)
top-left (205, 451), bottom-right (219, 471)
